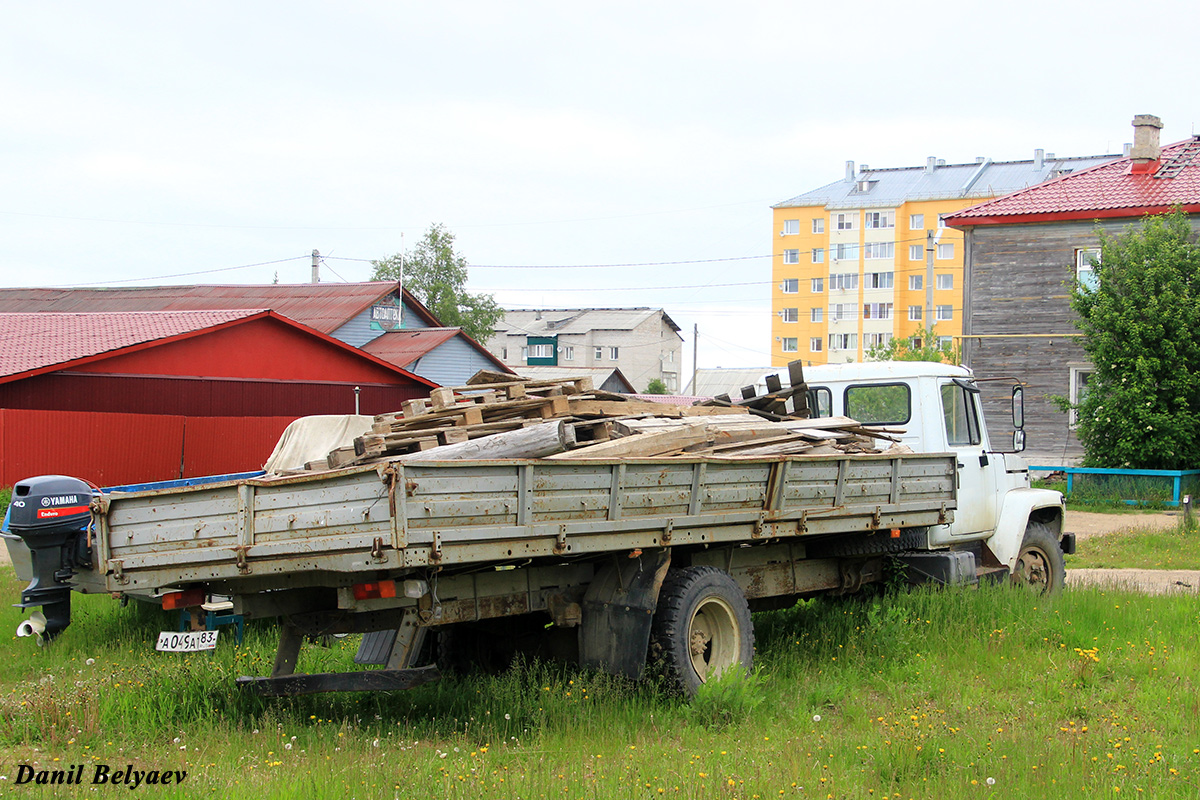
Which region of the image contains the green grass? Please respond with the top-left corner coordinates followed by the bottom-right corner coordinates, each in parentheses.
top-left (2, 567), bottom-right (1199, 799)
top-left (1066, 518), bottom-right (1200, 570)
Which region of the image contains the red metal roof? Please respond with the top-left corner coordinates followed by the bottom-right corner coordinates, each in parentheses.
top-left (360, 328), bottom-right (462, 366)
top-left (945, 137), bottom-right (1200, 226)
top-left (0, 282), bottom-right (402, 333)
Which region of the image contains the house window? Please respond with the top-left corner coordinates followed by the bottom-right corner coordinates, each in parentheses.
top-left (828, 303), bottom-right (856, 321)
top-left (529, 344), bottom-right (554, 359)
top-left (812, 218), bottom-right (825, 234)
top-left (1069, 366), bottom-right (1093, 427)
top-left (832, 243), bottom-right (859, 260)
top-left (864, 211), bottom-right (895, 229)
top-left (501, 347), bottom-right (508, 360)
top-left (594, 346), bottom-right (603, 360)
top-left (562, 346), bottom-right (574, 361)
top-left (936, 242), bottom-right (955, 260)
top-left (665, 349), bottom-right (673, 363)
top-left (835, 212), bottom-right (857, 231)
top-left (783, 249), bottom-right (800, 264)
top-left (1076, 248), bottom-right (1101, 292)
top-left (864, 242), bottom-right (894, 259)
top-left (812, 248), bottom-right (825, 264)
top-left (908, 305), bottom-right (923, 321)
top-left (781, 337), bottom-right (798, 353)
top-left (828, 333), bottom-right (858, 351)
top-left (936, 273), bottom-right (954, 290)
top-left (811, 277), bottom-right (824, 293)
top-left (609, 347), bottom-right (620, 360)
top-left (521, 346), bottom-right (528, 360)
top-left (829, 273), bottom-right (859, 291)
top-left (909, 244), bottom-right (923, 261)
top-left (910, 214), bottom-right (924, 230)
top-left (936, 305), bottom-right (953, 321)
top-left (780, 307), bottom-right (799, 323)
top-left (783, 219), bottom-right (800, 235)
top-left (810, 307), bottom-right (823, 323)
top-left (781, 278), bottom-right (799, 294)
top-left (865, 271), bottom-right (894, 289)
top-left (863, 303), bottom-right (893, 320)
top-left (909, 274), bottom-right (923, 290)
top-left (810, 337), bottom-right (823, 352)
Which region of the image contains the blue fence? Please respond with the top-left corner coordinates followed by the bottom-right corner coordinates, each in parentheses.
top-left (1029, 466), bottom-right (1200, 506)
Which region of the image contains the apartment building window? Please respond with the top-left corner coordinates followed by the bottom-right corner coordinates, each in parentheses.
top-left (828, 333), bottom-right (858, 351)
top-left (529, 344), bottom-right (554, 359)
top-left (936, 305), bottom-right (953, 321)
top-left (908, 306), bottom-right (922, 321)
top-left (909, 244), bottom-right (923, 261)
top-left (828, 303), bottom-right (856, 321)
top-left (936, 273), bottom-right (954, 290)
top-left (811, 277), bottom-right (824, 293)
top-left (864, 210), bottom-right (895, 229)
top-left (909, 274), bottom-right (923, 290)
top-left (865, 271), bottom-right (894, 289)
top-left (937, 336), bottom-right (953, 349)
top-left (1076, 248), bottom-right (1101, 292)
top-left (829, 273), bottom-right (858, 291)
top-left (810, 307), bottom-right (823, 323)
top-left (865, 333), bottom-right (893, 348)
top-left (594, 346), bottom-right (603, 360)
top-left (835, 212), bottom-right (857, 231)
top-left (937, 242), bottom-right (955, 260)
top-left (864, 242), bottom-right (894, 259)
top-left (863, 303), bottom-right (893, 320)
top-left (781, 337), bottom-right (798, 353)
top-left (501, 347), bottom-right (508, 360)
top-left (562, 346), bottom-right (574, 361)
top-left (781, 278), bottom-right (799, 294)
top-left (910, 214), bottom-right (924, 230)
top-left (783, 219), bottom-right (800, 235)
top-left (521, 347), bottom-right (528, 360)
top-left (812, 218), bottom-right (825, 234)
top-left (609, 347), bottom-right (620, 360)
top-left (783, 249), bottom-right (800, 264)
top-left (810, 337), bottom-right (823, 352)
top-left (832, 243), bottom-right (859, 260)
top-left (780, 307), bottom-right (799, 323)
top-left (812, 248), bottom-right (825, 264)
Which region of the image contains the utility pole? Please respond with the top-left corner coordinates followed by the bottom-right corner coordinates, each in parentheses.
top-left (691, 323), bottom-right (698, 396)
top-left (311, 250), bottom-right (320, 284)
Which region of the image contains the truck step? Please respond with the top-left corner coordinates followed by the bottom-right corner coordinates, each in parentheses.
top-left (235, 665), bottom-right (440, 696)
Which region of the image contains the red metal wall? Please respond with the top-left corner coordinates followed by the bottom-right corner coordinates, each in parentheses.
top-left (0, 410), bottom-right (297, 487)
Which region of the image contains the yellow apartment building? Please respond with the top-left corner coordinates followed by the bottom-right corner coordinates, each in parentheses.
top-left (770, 152), bottom-right (1121, 367)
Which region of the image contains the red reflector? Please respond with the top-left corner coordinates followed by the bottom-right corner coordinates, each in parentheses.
top-left (352, 580), bottom-right (397, 601)
top-left (890, 528), bottom-right (902, 539)
top-left (162, 588), bottom-right (206, 610)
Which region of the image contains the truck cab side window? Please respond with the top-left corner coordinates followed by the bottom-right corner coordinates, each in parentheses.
top-left (844, 383), bottom-right (911, 425)
top-left (941, 383), bottom-right (981, 446)
top-left (807, 387), bottom-right (832, 418)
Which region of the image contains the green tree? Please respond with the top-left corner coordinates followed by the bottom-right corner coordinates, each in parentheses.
top-left (371, 223), bottom-right (503, 344)
top-left (645, 378), bottom-right (668, 394)
top-left (1064, 209), bottom-right (1200, 469)
top-left (864, 325), bottom-right (961, 364)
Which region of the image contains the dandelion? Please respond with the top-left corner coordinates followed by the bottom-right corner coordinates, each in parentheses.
top-left (85, 658), bottom-right (95, 666)
top-left (504, 713), bottom-right (511, 720)
top-left (987, 778), bottom-right (996, 786)
top-left (813, 714), bottom-right (822, 722)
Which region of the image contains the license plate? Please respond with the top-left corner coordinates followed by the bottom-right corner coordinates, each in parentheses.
top-left (156, 630), bottom-right (219, 652)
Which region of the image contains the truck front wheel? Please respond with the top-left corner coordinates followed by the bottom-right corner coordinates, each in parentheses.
top-left (1012, 521), bottom-right (1067, 594)
top-left (649, 567), bottom-right (753, 696)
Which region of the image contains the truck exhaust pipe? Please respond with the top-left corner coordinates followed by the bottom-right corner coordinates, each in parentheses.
top-left (7, 476), bottom-right (95, 642)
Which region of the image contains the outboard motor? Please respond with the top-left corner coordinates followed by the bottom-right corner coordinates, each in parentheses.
top-left (7, 476), bottom-right (95, 641)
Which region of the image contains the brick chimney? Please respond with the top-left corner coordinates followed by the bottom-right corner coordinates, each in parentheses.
top-left (1129, 114), bottom-right (1163, 173)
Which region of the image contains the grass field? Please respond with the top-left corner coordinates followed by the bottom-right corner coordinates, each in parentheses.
top-left (1066, 518), bottom-right (1200, 570)
top-left (1, 562), bottom-right (1197, 799)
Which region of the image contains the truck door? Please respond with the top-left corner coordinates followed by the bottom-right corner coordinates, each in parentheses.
top-left (940, 379), bottom-right (1001, 537)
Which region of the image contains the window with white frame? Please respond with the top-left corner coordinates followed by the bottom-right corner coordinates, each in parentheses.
top-left (936, 273), bottom-right (954, 290)
top-left (865, 271), bottom-right (894, 289)
top-left (529, 344), bottom-right (554, 359)
top-left (521, 346), bottom-right (528, 360)
top-left (812, 248), bottom-right (825, 263)
top-left (781, 278), bottom-right (799, 294)
top-left (665, 350), bottom-right (673, 363)
top-left (812, 218), bottom-right (825, 234)
top-left (828, 303), bottom-right (856, 321)
top-left (910, 214), bottom-right (924, 230)
top-left (909, 244), bottom-right (923, 261)
top-left (562, 346), bottom-right (574, 361)
top-left (936, 242), bottom-right (955, 260)
top-left (1069, 366), bottom-right (1093, 427)
top-left (832, 243), bottom-right (859, 260)
top-left (865, 332), bottom-right (893, 348)
top-left (863, 302), bottom-right (893, 320)
top-left (780, 307), bottom-right (798, 323)
top-left (781, 337), bottom-right (798, 353)
top-left (937, 336), bottom-right (953, 349)
top-left (829, 273), bottom-right (858, 291)
top-left (594, 346), bottom-right (603, 360)
top-left (810, 307), bottom-right (823, 323)
top-left (783, 249), bottom-right (800, 264)
top-left (609, 347), bottom-right (620, 360)
top-left (828, 333), bottom-right (858, 351)
top-left (1076, 248), bottom-right (1101, 292)
top-left (810, 337), bottom-right (823, 352)
top-left (908, 305), bottom-right (922, 321)
top-left (864, 242), bottom-right (895, 259)
top-left (911, 336), bottom-right (923, 349)
top-left (864, 210), bottom-right (895, 229)
top-left (835, 212), bottom-right (857, 231)
top-left (909, 274), bottom-right (923, 290)
top-left (811, 277), bottom-right (824, 293)
top-left (783, 219), bottom-right (800, 235)
top-left (936, 305), bottom-right (953, 321)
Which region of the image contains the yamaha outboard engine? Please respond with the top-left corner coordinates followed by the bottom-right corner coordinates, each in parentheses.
top-left (8, 476), bottom-right (95, 641)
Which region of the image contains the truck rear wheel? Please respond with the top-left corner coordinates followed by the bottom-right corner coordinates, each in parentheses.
top-left (1012, 521), bottom-right (1066, 594)
top-left (649, 567), bottom-right (753, 696)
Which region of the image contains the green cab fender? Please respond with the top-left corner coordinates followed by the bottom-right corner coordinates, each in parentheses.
top-left (984, 487), bottom-right (1065, 571)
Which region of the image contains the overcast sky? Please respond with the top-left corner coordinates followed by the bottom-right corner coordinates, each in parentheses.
top-left (4, 1), bottom-right (1198, 374)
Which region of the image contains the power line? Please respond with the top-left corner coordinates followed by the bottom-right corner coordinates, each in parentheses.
top-left (326, 254), bottom-right (773, 269)
top-left (47, 256), bottom-right (310, 288)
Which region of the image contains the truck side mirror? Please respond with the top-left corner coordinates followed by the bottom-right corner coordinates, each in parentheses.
top-left (1012, 429), bottom-right (1026, 452)
top-left (1012, 386), bottom-right (1024, 429)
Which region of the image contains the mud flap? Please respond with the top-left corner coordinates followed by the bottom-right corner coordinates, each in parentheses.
top-left (578, 549), bottom-right (671, 679)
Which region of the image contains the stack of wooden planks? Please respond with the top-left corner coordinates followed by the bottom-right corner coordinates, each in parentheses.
top-left (307, 362), bottom-right (904, 470)
top-left (692, 360), bottom-right (809, 420)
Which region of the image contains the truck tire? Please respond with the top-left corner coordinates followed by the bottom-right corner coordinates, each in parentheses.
top-left (1012, 521), bottom-right (1066, 595)
top-left (649, 567), bottom-right (753, 697)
